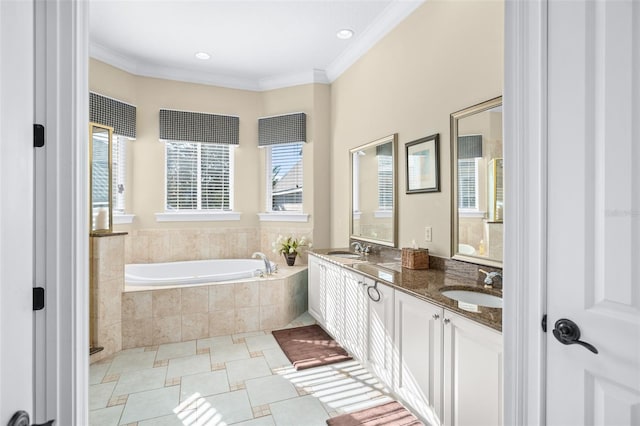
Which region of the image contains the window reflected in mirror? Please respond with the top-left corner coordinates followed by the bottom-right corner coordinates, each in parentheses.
top-left (351, 134), bottom-right (397, 247)
top-left (451, 97), bottom-right (503, 266)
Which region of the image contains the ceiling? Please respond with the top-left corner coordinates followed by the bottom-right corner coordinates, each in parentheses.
top-left (89, 0), bottom-right (424, 91)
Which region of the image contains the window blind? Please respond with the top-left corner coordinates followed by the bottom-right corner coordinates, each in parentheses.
top-left (112, 135), bottom-right (127, 213)
top-left (159, 109), bottom-right (239, 145)
top-left (258, 113), bottom-right (306, 146)
top-left (91, 131), bottom-right (110, 208)
top-left (378, 155), bottom-right (393, 210)
top-left (458, 135), bottom-right (483, 159)
top-left (458, 158), bottom-right (478, 209)
top-left (269, 142), bottom-right (303, 211)
top-left (166, 141), bottom-right (232, 211)
top-left (90, 92), bottom-right (137, 139)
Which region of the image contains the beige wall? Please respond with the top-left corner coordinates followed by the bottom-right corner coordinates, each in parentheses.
top-left (90, 60), bottom-right (327, 263)
top-left (90, 0), bottom-right (503, 260)
top-left (329, 0), bottom-right (504, 256)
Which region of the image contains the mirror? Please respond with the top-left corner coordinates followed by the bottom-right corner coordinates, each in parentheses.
top-left (350, 134), bottom-right (398, 247)
top-left (90, 122), bottom-right (113, 234)
top-left (451, 97), bottom-right (503, 266)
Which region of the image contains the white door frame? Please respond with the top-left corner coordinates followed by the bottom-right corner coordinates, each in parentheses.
top-left (47, 1), bottom-right (549, 425)
top-left (38, 0), bottom-right (90, 424)
top-left (504, 0), bottom-right (547, 425)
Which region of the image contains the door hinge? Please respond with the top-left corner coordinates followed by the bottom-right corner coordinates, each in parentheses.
top-left (34, 124), bottom-right (45, 147)
top-left (541, 314), bottom-right (547, 332)
top-left (33, 287), bottom-right (45, 311)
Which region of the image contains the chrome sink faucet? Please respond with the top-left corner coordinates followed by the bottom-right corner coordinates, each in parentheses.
top-left (351, 241), bottom-right (371, 254)
top-left (479, 269), bottom-right (502, 288)
top-left (252, 252), bottom-right (272, 275)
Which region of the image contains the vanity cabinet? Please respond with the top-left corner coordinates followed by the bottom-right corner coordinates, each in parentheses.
top-left (367, 280), bottom-right (395, 386)
top-left (324, 260), bottom-right (344, 341)
top-left (342, 269), bottom-right (369, 361)
top-left (308, 255), bottom-right (345, 340)
top-left (394, 290), bottom-right (444, 424)
top-left (307, 254), bottom-right (503, 426)
top-left (442, 310), bottom-right (503, 426)
top-left (307, 255), bottom-right (325, 325)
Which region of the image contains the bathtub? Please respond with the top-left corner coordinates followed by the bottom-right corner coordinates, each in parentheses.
top-left (125, 258), bottom-right (276, 286)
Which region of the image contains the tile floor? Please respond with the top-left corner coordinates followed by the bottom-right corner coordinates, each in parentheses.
top-left (90, 312), bottom-right (394, 426)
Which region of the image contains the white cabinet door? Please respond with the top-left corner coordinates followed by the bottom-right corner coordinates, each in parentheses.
top-left (443, 310), bottom-right (503, 426)
top-left (394, 291), bottom-right (444, 425)
top-left (342, 270), bottom-right (368, 361)
top-left (324, 260), bottom-right (344, 341)
top-left (307, 255), bottom-right (325, 325)
top-left (367, 280), bottom-right (394, 386)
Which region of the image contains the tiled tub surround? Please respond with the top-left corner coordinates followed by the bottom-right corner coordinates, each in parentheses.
top-left (90, 233), bottom-right (127, 363)
top-left (313, 248), bottom-right (502, 331)
top-left (121, 266), bottom-right (308, 349)
top-left (123, 227), bottom-right (313, 265)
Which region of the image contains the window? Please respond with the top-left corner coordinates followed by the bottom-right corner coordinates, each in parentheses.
top-left (267, 142), bottom-right (303, 212)
top-left (112, 135), bottom-right (127, 213)
top-left (378, 154), bottom-right (393, 210)
top-left (458, 158), bottom-right (479, 210)
top-left (165, 141), bottom-right (234, 211)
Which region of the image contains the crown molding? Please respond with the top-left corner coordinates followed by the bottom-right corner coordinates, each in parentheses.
top-left (325, 0), bottom-right (425, 82)
top-left (90, 42), bottom-right (262, 91)
top-left (90, 0), bottom-right (424, 91)
top-left (259, 69), bottom-right (330, 91)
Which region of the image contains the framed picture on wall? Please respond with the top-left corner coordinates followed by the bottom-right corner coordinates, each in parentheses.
top-left (405, 133), bottom-right (440, 193)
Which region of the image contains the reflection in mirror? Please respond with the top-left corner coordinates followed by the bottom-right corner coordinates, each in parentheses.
top-left (90, 123), bottom-right (113, 234)
top-left (451, 97), bottom-right (503, 266)
top-left (351, 134), bottom-right (397, 247)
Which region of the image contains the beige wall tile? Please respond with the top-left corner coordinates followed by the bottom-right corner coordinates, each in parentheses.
top-left (131, 234), bottom-right (150, 263)
top-left (148, 231), bottom-right (171, 263)
top-left (209, 284), bottom-right (234, 312)
top-left (122, 291), bottom-right (152, 321)
top-left (182, 286), bottom-right (209, 314)
top-left (259, 280), bottom-right (284, 306)
top-left (234, 307), bottom-right (260, 334)
top-left (209, 310), bottom-right (235, 336)
top-left (122, 318), bottom-right (153, 349)
top-left (97, 279), bottom-right (123, 327)
top-left (152, 289), bottom-right (181, 317)
top-left (181, 313), bottom-right (209, 341)
top-left (153, 315), bottom-right (181, 345)
top-left (260, 305), bottom-right (287, 331)
top-left (234, 282), bottom-right (259, 308)
top-left (98, 322), bottom-right (122, 357)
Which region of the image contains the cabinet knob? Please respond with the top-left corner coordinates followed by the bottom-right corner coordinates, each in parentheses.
top-left (443, 318), bottom-right (451, 325)
top-left (432, 313), bottom-right (440, 320)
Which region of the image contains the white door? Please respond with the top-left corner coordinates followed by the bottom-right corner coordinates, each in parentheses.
top-left (547, 1), bottom-right (640, 424)
top-left (0, 0), bottom-right (35, 424)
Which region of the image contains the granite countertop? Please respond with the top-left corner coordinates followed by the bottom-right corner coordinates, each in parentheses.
top-left (310, 248), bottom-right (502, 332)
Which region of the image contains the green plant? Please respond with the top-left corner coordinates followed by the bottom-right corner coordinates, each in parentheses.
top-left (272, 235), bottom-right (311, 256)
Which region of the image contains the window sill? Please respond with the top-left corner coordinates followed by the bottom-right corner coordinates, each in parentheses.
top-left (113, 214), bottom-right (135, 225)
top-left (374, 210), bottom-right (393, 219)
top-left (155, 211), bottom-right (242, 222)
top-left (258, 212), bottom-right (309, 223)
top-left (459, 210), bottom-right (486, 218)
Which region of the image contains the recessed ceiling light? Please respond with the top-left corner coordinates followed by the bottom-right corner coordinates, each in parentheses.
top-left (195, 52), bottom-right (211, 60)
top-left (336, 29), bottom-right (354, 40)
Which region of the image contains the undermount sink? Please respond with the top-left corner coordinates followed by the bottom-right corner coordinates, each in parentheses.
top-left (327, 250), bottom-right (363, 259)
top-left (440, 289), bottom-right (502, 308)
